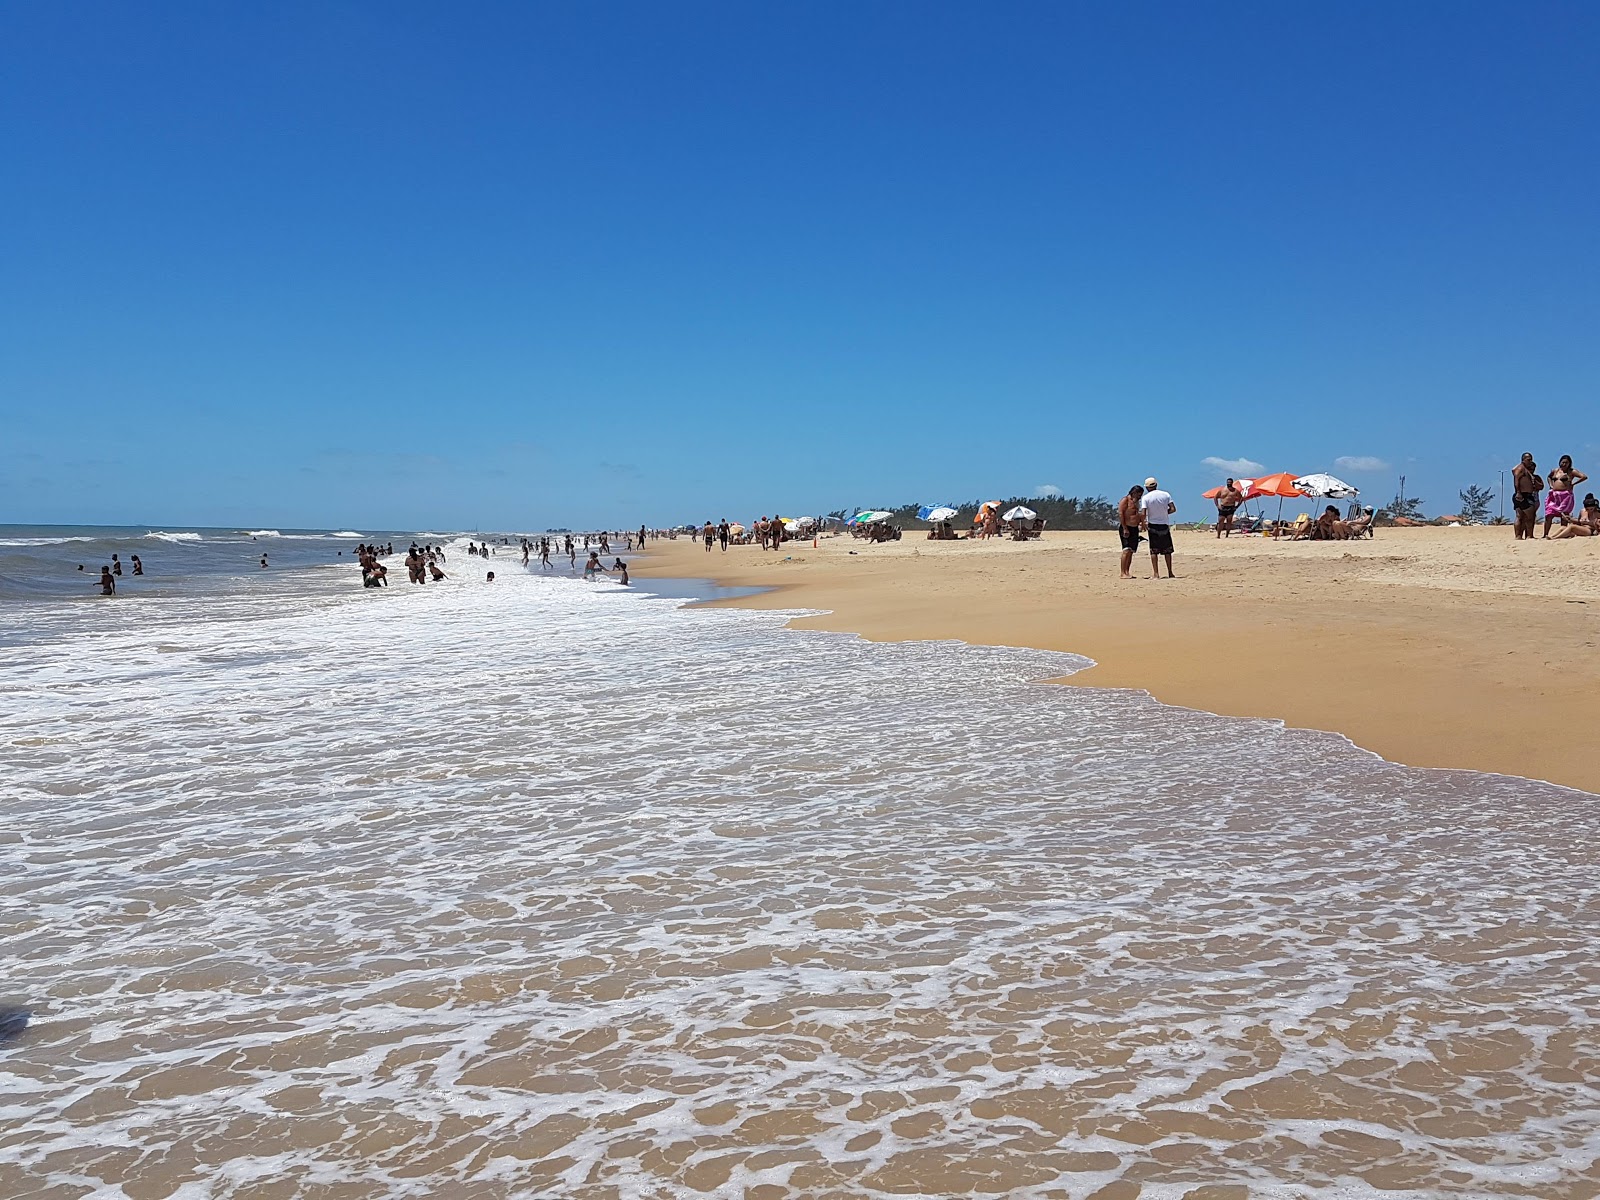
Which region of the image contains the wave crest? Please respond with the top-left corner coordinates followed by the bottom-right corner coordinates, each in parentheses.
top-left (144, 531), bottom-right (203, 543)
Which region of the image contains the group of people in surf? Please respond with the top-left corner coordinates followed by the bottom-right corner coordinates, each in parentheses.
top-left (84, 552), bottom-right (142, 595)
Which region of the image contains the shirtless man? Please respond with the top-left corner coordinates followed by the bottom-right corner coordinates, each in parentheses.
top-left (703, 521), bottom-right (715, 552)
top-left (1214, 479), bottom-right (1243, 538)
top-left (97, 566), bottom-right (116, 595)
top-left (1512, 452), bottom-right (1541, 540)
top-left (1117, 485), bottom-right (1145, 579)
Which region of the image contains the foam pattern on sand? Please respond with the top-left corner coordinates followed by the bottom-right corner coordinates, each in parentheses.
top-left (3, 568), bottom-right (1598, 1199)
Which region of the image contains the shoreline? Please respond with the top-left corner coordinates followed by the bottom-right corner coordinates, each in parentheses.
top-left (637, 527), bottom-right (1600, 795)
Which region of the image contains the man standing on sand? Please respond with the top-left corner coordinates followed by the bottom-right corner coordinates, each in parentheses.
top-left (1214, 479), bottom-right (1243, 538)
top-left (718, 518), bottom-right (730, 551)
top-left (1117, 485), bottom-right (1145, 579)
top-left (1140, 476), bottom-right (1177, 578)
top-left (1512, 452), bottom-right (1541, 540)
top-left (703, 521), bottom-right (715, 551)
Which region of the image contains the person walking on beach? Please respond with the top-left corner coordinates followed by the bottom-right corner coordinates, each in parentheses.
top-left (1214, 479), bottom-right (1243, 538)
top-left (703, 521), bottom-right (715, 552)
top-left (1117, 485), bottom-right (1145, 579)
top-left (718, 519), bottom-right (730, 551)
top-left (1141, 477), bottom-right (1177, 578)
top-left (97, 565), bottom-right (116, 595)
top-left (1544, 455), bottom-right (1588, 537)
top-left (1512, 452), bottom-right (1541, 540)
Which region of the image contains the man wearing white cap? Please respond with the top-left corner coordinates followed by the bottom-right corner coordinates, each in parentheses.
top-left (1140, 476), bottom-right (1177, 578)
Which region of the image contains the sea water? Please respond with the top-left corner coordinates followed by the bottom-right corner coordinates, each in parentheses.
top-left (2, 541), bottom-right (1597, 1199)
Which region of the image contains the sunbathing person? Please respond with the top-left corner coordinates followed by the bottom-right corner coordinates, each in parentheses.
top-left (1550, 493), bottom-right (1600, 538)
top-left (1340, 507), bottom-right (1376, 539)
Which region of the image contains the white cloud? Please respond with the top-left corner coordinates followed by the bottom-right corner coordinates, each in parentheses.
top-left (1334, 455), bottom-right (1391, 472)
top-left (1201, 456), bottom-right (1264, 475)
top-left (1033, 484), bottom-right (1063, 498)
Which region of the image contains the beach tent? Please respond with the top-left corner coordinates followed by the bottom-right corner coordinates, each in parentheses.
top-left (1292, 473), bottom-right (1360, 499)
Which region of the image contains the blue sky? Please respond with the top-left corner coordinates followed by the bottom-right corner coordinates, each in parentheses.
top-left (3, 1), bottom-right (1596, 529)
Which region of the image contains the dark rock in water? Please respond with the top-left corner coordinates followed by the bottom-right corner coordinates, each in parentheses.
top-left (0, 1008), bottom-right (31, 1043)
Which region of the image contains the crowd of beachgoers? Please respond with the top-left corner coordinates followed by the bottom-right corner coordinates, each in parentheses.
top-left (76, 454), bottom-right (1594, 598)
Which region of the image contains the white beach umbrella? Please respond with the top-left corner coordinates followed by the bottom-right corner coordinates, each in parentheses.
top-left (1292, 473), bottom-right (1360, 499)
top-left (1002, 505), bottom-right (1037, 522)
top-left (923, 506), bottom-right (958, 522)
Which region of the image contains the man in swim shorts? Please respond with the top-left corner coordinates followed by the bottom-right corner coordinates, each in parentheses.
top-left (1512, 452), bottom-right (1541, 540)
top-left (1214, 479), bottom-right (1243, 538)
top-left (1117, 485), bottom-right (1145, 579)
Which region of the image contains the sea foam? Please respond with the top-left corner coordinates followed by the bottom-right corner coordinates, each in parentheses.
top-left (2, 565), bottom-right (1595, 1199)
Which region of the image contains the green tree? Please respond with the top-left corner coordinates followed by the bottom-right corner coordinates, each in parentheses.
top-left (1379, 491), bottom-right (1426, 523)
top-left (1458, 484), bottom-right (1494, 525)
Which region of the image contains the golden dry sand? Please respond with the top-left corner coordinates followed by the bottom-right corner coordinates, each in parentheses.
top-left (641, 526), bottom-right (1600, 794)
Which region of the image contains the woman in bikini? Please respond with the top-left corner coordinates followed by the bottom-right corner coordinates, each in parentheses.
top-left (1543, 454), bottom-right (1588, 537)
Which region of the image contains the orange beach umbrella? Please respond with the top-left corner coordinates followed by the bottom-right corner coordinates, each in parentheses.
top-left (1245, 472), bottom-right (1307, 499)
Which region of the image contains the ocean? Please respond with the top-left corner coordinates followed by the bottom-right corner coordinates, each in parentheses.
top-left (2, 526), bottom-right (1597, 1198)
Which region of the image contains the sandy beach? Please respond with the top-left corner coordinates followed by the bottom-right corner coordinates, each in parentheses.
top-left (640, 526), bottom-right (1600, 795)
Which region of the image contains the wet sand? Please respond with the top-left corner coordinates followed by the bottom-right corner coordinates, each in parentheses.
top-left (640, 526), bottom-right (1600, 794)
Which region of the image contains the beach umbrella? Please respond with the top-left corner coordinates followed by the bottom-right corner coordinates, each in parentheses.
top-left (853, 510), bottom-right (894, 524)
top-left (973, 501), bottom-right (1002, 526)
top-left (1244, 472), bottom-right (1307, 499)
top-left (728, 523), bottom-right (745, 535)
top-left (917, 504), bottom-right (958, 522)
top-left (1292, 473), bottom-right (1360, 499)
top-left (1002, 505), bottom-right (1037, 521)
top-left (1244, 472), bottom-right (1309, 533)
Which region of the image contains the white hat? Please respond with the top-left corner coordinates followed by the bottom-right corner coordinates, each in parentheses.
top-left (1144, 477), bottom-right (1158, 489)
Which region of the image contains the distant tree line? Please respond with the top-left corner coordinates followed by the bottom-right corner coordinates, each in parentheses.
top-left (835, 495), bottom-right (1119, 530)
